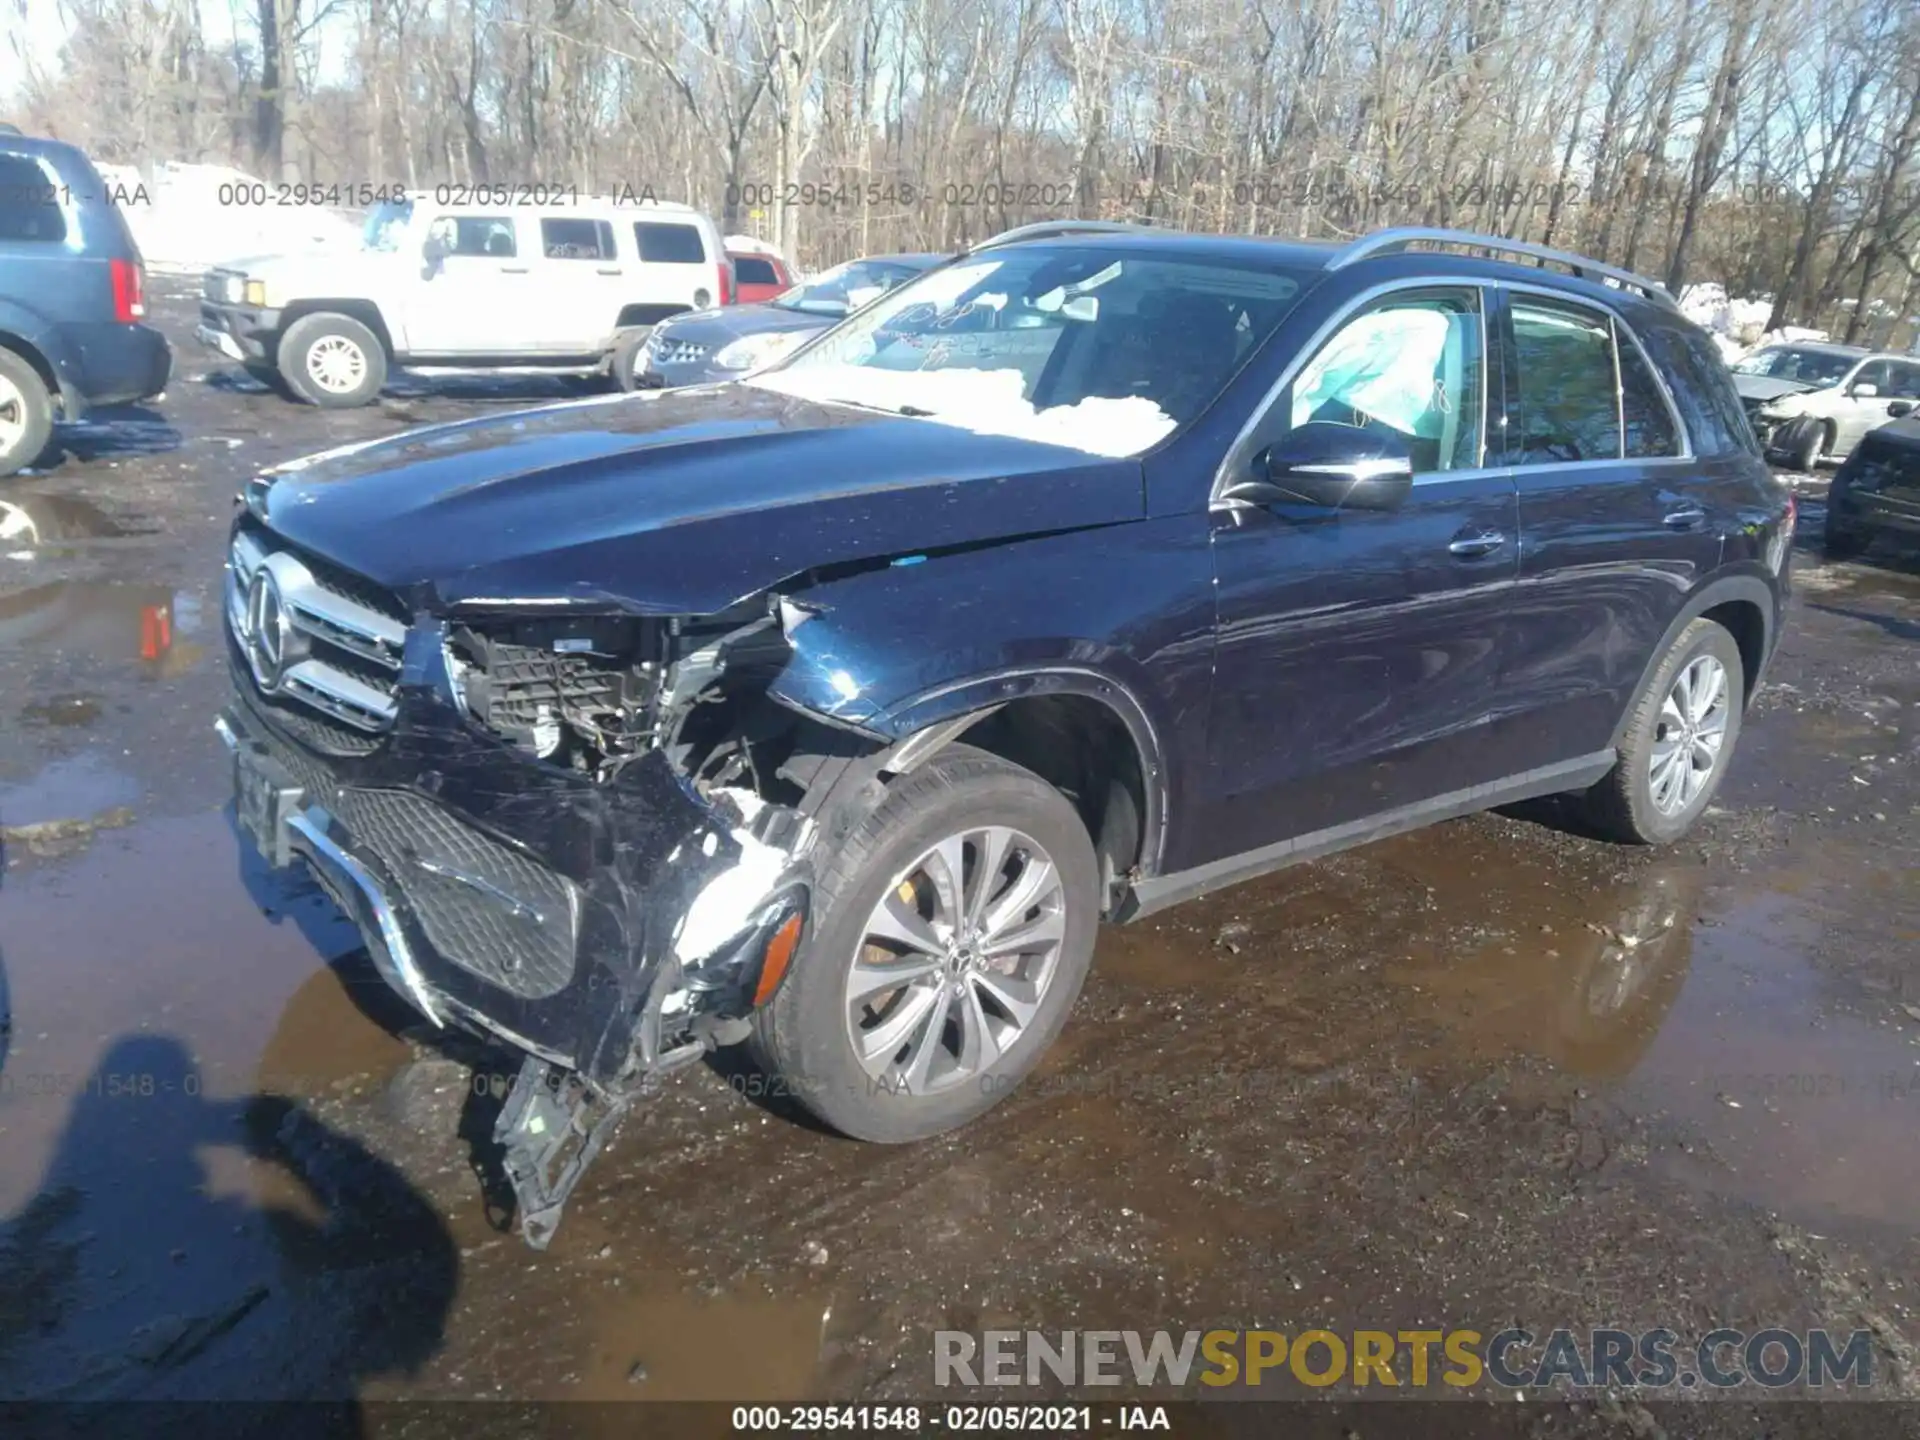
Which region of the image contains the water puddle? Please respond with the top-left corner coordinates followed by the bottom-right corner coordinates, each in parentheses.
top-left (0, 494), bottom-right (155, 552)
top-left (0, 581), bottom-right (206, 676)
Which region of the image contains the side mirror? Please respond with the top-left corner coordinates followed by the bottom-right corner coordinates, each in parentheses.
top-left (1887, 400), bottom-right (1914, 419)
top-left (1223, 422), bottom-right (1415, 511)
top-left (422, 233), bottom-right (449, 271)
top-left (1850, 381), bottom-right (1880, 398)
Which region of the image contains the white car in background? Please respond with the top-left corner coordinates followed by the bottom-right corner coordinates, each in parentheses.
top-left (1732, 341), bottom-right (1920, 469)
top-left (196, 194), bottom-right (731, 406)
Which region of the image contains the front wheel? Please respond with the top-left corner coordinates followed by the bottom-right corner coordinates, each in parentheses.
top-left (750, 745), bottom-right (1099, 1143)
top-left (1581, 618), bottom-right (1745, 845)
top-left (277, 313), bottom-right (388, 408)
top-left (1775, 416), bottom-right (1826, 472)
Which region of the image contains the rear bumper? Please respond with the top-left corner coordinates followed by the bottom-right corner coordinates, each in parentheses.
top-left (198, 301), bottom-right (282, 363)
top-left (55, 322), bottom-right (172, 411)
top-left (217, 648), bottom-right (814, 1084)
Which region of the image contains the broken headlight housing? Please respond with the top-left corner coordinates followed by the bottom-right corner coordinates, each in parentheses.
top-left (447, 616), bottom-right (663, 770)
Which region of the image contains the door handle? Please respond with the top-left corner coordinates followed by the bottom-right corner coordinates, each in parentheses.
top-left (1448, 529), bottom-right (1507, 557)
top-left (1663, 506), bottom-right (1708, 530)
top-left (499, 266), bottom-right (530, 274)
top-left (596, 267), bottom-right (624, 276)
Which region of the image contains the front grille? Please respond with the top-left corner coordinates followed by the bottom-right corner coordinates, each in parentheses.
top-left (335, 789), bottom-right (579, 998)
top-left (204, 269), bottom-right (243, 304)
top-left (227, 526), bottom-right (408, 736)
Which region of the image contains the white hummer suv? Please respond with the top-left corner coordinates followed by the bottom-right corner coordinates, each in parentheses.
top-left (197, 193), bottom-right (732, 407)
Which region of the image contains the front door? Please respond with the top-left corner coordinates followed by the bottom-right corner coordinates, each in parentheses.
top-left (401, 212), bottom-right (534, 355)
top-left (1203, 284), bottom-right (1521, 864)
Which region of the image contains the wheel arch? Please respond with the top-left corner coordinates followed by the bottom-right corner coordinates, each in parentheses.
top-left (278, 300), bottom-right (396, 358)
top-left (873, 668), bottom-right (1170, 888)
top-left (1609, 575), bottom-right (1776, 752)
top-left (0, 322), bottom-right (70, 414)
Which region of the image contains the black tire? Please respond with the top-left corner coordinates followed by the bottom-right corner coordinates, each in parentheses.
top-left (241, 362), bottom-right (296, 398)
top-left (277, 313), bottom-right (388, 408)
top-left (610, 328), bottom-right (652, 392)
top-left (749, 744), bottom-right (1099, 1143)
top-left (1823, 471), bottom-right (1871, 559)
top-left (0, 348), bottom-right (55, 479)
top-left (1582, 618), bottom-right (1745, 845)
top-left (1776, 416), bottom-right (1826, 472)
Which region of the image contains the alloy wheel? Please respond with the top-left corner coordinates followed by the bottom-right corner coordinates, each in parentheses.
top-left (844, 825), bottom-right (1067, 1095)
top-left (1648, 654), bottom-right (1729, 816)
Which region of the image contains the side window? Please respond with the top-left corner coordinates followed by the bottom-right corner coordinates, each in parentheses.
top-left (1850, 360), bottom-right (1890, 394)
top-left (634, 222), bottom-right (707, 264)
top-left (734, 256), bottom-right (778, 286)
top-left (1884, 361), bottom-right (1920, 400)
top-left (0, 154), bottom-right (68, 242)
top-left (1617, 327), bottom-right (1681, 458)
top-left (541, 217), bottom-right (615, 260)
top-left (1284, 289), bottom-right (1485, 474)
top-left (428, 215), bottom-right (516, 258)
top-left (1511, 301), bottom-right (1621, 464)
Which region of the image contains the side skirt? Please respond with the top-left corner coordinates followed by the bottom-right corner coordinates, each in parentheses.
top-left (1113, 750), bottom-right (1617, 922)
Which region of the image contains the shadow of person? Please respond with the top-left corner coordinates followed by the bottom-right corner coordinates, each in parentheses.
top-left (0, 1033), bottom-right (457, 1436)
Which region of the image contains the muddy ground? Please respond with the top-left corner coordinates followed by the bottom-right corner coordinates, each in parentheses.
top-left (0, 283), bottom-right (1916, 1433)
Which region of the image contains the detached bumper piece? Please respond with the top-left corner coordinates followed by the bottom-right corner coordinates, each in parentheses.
top-left (495, 1057), bottom-right (638, 1249)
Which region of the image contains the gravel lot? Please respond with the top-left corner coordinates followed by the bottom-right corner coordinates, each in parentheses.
top-left (0, 282), bottom-right (1916, 1432)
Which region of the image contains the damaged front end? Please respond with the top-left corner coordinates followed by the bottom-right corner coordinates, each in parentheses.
top-left (219, 520), bottom-right (846, 1247)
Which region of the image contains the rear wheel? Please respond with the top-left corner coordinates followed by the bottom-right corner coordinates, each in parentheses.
top-left (0, 348), bottom-right (54, 479)
top-left (277, 314), bottom-right (388, 408)
top-left (1582, 618), bottom-right (1744, 845)
top-left (750, 745), bottom-right (1099, 1143)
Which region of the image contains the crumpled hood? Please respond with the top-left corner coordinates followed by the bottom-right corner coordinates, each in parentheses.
top-left (1731, 374), bottom-right (1825, 403)
top-left (256, 385), bottom-right (1144, 615)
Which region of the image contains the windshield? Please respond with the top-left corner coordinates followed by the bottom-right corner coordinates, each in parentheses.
top-left (772, 258), bottom-right (931, 316)
top-left (362, 199), bottom-right (415, 251)
top-left (748, 245), bottom-right (1306, 457)
top-left (1731, 346), bottom-right (1857, 386)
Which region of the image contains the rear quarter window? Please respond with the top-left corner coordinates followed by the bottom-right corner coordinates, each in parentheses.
top-left (1637, 318), bottom-right (1759, 457)
top-left (0, 153), bottom-right (69, 242)
top-left (635, 222), bottom-right (707, 264)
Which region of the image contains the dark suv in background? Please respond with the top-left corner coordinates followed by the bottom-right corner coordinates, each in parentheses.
top-left (217, 222), bottom-right (1791, 1246)
top-left (0, 132), bottom-right (172, 476)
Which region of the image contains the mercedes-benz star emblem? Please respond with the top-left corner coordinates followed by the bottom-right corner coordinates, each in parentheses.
top-left (245, 566), bottom-right (303, 690)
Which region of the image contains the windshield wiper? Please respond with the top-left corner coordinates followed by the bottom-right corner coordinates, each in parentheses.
top-left (822, 397), bottom-right (938, 419)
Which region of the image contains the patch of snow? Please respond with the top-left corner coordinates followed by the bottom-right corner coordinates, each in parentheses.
top-left (1680, 282), bottom-right (1778, 350)
top-left (104, 161), bottom-right (361, 275)
top-left (749, 363), bottom-right (1176, 457)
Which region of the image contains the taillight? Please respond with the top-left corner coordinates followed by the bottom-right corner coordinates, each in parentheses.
top-left (109, 258), bottom-right (145, 322)
top-left (719, 260), bottom-right (733, 307)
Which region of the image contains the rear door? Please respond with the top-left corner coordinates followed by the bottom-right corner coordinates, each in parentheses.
top-left (528, 216), bottom-right (623, 352)
top-left (1203, 283), bottom-right (1522, 862)
top-left (1492, 289), bottom-right (1722, 773)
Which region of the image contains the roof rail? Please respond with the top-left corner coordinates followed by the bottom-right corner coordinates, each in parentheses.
top-left (1331, 227), bottom-right (1676, 306)
top-left (970, 219), bottom-right (1166, 250)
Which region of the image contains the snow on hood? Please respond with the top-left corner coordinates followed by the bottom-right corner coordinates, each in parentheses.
top-left (746, 363), bottom-right (1175, 458)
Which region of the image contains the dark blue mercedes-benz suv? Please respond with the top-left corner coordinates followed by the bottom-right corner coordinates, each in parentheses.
top-left (218, 222), bottom-right (1792, 1245)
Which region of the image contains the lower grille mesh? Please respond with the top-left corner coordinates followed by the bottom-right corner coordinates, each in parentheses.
top-left (334, 789), bottom-right (579, 999)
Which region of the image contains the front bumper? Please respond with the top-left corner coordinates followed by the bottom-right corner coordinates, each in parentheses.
top-left (640, 353), bottom-right (738, 389)
top-left (198, 301), bottom-right (283, 364)
top-left (218, 646), bottom-right (813, 1086)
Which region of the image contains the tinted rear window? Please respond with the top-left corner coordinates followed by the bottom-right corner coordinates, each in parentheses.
top-left (635, 222), bottom-right (706, 264)
top-left (1638, 319), bottom-right (1758, 456)
top-left (734, 255), bottom-right (779, 285)
top-left (0, 153), bottom-right (69, 242)
top-left (541, 217), bottom-right (615, 260)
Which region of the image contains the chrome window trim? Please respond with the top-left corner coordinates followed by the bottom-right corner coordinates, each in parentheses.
top-left (1210, 274), bottom-right (1497, 507)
